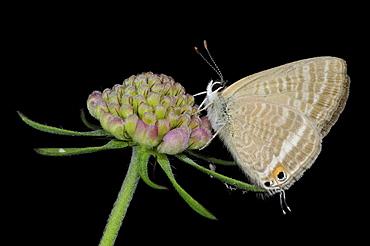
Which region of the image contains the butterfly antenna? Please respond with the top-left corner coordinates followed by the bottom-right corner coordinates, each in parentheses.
top-left (194, 40), bottom-right (224, 83)
top-left (203, 40), bottom-right (224, 83)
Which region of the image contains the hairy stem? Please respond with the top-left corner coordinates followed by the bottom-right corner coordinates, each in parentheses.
top-left (98, 146), bottom-right (142, 246)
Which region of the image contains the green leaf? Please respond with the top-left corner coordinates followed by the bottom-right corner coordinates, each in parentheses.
top-left (175, 153), bottom-right (265, 192)
top-left (17, 111), bottom-right (111, 137)
top-left (186, 150), bottom-right (237, 166)
top-left (137, 147), bottom-right (167, 190)
top-left (155, 152), bottom-right (217, 220)
top-left (35, 140), bottom-right (133, 156)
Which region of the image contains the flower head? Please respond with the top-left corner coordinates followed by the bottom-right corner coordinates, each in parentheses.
top-left (87, 72), bottom-right (212, 154)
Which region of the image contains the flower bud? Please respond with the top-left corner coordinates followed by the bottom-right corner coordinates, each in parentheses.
top-left (142, 112), bottom-right (157, 125)
top-left (120, 94), bottom-right (133, 105)
top-left (108, 102), bottom-right (121, 116)
top-left (137, 103), bottom-right (153, 119)
top-left (157, 128), bottom-right (189, 154)
top-left (157, 119), bottom-right (171, 140)
top-left (120, 103), bottom-right (134, 118)
top-left (124, 114), bottom-right (139, 138)
top-left (188, 128), bottom-right (212, 149)
top-left (146, 92), bottom-right (161, 106)
top-left (132, 120), bottom-right (160, 148)
top-left (153, 104), bottom-right (167, 119)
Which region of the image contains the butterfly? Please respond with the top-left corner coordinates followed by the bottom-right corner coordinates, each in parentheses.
top-left (197, 43), bottom-right (350, 212)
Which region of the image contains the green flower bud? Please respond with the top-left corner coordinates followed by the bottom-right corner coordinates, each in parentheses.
top-left (176, 94), bottom-right (188, 106)
top-left (101, 89), bottom-right (112, 101)
top-left (153, 104), bottom-right (167, 119)
top-left (124, 114), bottom-right (139, 138)
top-left (125, 86), bottom-right (137, 96)
top-left (108, 91), bottom-right (119, 104)
top-left (120, 103), bottom-right (135, 118)
top-left (177, 114), bottom-right (191, 127)
top-left (142, 112), bottom-right (157, 125)
top-left (120, 94), bottom-right (133, 105)
top-left (146, 92), bottom-right (161, 106)
top-left (137, 84), bottom-right (150, 97)
top-left (165, 112), bottom-right (179, 128)
top-left (151, 83), bottom-right (165, 95)
top-left (188, 117), bottom-right (201, 130)
top-left (94, 99), bottom-right (109, 120)
top-left (132, 95), bottom-right (146, 113)
top-left (137, 103), bottom-right (153, 119)
top-left (157, 119), bottom-right (171, 140)
top-left (147, 74), bottom-right (161, 87)
top-left (132, 120), bottom-right (160, 148)
top-left (87, 91), bottom-right (102, 118)
top-left (160, 95), bottom-right (176, 107)
top-left (108, 102), bottom-right (121, 116)
top-left (107, 115), bottom-right (126, 141)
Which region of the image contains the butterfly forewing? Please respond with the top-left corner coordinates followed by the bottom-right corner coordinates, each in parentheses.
top-left (222, 57), bottom-right (349, 136)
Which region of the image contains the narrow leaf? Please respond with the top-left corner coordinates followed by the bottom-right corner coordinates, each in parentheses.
top-left (137, 147), bottom-right (167, 190)
top-left (176, 153), bottom-right (265, 192)
top-left (17, 111), bottom-right (111, 137)
top-left (186, 150), bottom-right (236, 166)
top-left (155, 153), bottom-right (217, 220)
top-left (35, 140), bottom-right (132, 156)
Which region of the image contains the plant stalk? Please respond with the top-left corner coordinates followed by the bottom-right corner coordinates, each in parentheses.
top-left (98, 146), bottom-right (141, 246)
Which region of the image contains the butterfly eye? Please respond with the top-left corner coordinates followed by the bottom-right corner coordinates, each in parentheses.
top-left (264, 181), bottom-right (274, 187)
top-left (277, 171), bottom-right (287, 181)
top-left (211, 81), bottom-right (224, 91)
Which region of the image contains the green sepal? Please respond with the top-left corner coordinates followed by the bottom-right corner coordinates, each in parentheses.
top-left (35, 140), bottom-right (133, 156)
top-left (137, 147), bottom-right (167, 190)
top-left (176, 153), bottom-right (265, 192)
top-left (186, 150), bottom-right (237, 166)
top-left (154, 152), bottom-right (217, 220)
top-left (17, 111), bottom-right (111, 137)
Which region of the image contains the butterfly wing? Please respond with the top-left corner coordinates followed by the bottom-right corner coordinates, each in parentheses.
top-left (222, 57), bottom-right (350, 136)
top-left (210, 57), bottom-right (349, 194)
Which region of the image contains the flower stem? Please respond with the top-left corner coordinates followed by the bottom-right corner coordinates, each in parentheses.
top-left (98, 146), bottom-right (141, 246)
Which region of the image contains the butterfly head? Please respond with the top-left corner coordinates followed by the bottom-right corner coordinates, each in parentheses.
top-left (206, 80), bottom-right (224, 104)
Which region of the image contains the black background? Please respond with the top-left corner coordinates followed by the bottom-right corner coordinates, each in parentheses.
top-left (6, 3), bottom-right (366, 245)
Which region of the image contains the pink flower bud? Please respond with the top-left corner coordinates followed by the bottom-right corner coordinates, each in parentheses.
top-left (188, 128), bottom-right (212, 149)
top-left (157, 128), bottom-right (190, 155)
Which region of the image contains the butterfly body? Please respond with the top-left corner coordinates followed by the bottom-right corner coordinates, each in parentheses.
top-left (205, 57), bottom-right (350, 195)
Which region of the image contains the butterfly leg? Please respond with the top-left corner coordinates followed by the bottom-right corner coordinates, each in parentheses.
top-left (279, 189), bottom-right (291, 215)
top-left (199, 123), bottom-right (225, 150)
top-left (194, 98), bottom-right (214, 115)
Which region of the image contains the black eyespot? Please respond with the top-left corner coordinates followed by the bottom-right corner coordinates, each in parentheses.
top-left (264, 181), bottom-right (273, 187)
top-left (277, 171), bottom-right (286, 181)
